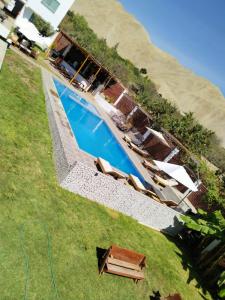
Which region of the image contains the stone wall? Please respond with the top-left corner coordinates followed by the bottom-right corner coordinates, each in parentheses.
top-left (61, 161), bottom-right (183, 235)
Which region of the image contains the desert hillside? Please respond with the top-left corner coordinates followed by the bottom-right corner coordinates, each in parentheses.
top-left (72, 0), bottom-right (225, 146)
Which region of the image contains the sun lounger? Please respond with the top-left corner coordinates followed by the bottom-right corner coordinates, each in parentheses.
top-left (123, 134), bottom-right (143, 146)
top-left (153, 174), bottom-right (178, 187)
top-left (123, 134), bottom-right (132, 143)
top-left (71, 78), bottom-right (86, 92)
top-left (95, 157), bottom-right (126, 179)
top-left (142, 160), bottom-right (159, 172)
top-left (111, 114), bottom-right (132, 132)
top-left (128, 174), bottom-right (145, 191)
top-left (128, 175), bottom-right (178, 207)
top-left (160, 199), bottom-right (178, 208)
top-left (128, 142), bottom-right (149, 157)
top-left (128, 175), bottom-right (160, 200)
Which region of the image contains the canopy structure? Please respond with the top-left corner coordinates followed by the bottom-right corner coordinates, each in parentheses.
top-left (16, 18), bottom-right (39, 41)
top-left (145, 127), bottom-right (170, 147)
top-left (15, 17), bottom-right (55, 49)
top-left (153, 160), bottom-right (198, 192)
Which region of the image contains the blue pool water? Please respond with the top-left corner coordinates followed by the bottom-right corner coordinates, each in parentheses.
top-left (54, 79), bottom-right (144, 181)
top-left (54, 79), bottom-right (99, 115)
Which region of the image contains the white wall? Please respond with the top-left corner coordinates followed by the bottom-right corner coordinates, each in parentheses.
top-left (25, 0), bottom-right (75, 29)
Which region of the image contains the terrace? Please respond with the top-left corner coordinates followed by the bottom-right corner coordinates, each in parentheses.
top-left (0, 48), bottom-right (212, 299)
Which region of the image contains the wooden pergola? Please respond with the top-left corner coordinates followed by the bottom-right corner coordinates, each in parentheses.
top-left (47, 31), bottom-right (117, 89)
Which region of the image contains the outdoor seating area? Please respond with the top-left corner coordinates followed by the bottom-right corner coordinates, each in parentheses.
top-left (95, 157), bottom-right (169, 204)
top-left (94, 155), bottom-right (185, 209)
top-left (91, 113), bottom-right (198, 211)
top-left (50, 58), bottom-right (88, 92)
top-left (109, 115), bottom-right (199, 209)
top-left (10, 27), bottom-right (40, 59)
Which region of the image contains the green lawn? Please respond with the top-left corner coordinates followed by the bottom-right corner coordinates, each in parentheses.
top-left (0, 50), bottom-right (212, 300)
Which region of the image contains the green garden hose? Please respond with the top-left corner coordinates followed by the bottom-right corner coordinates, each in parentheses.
top-left (18, 221), bottom-right (60, 300)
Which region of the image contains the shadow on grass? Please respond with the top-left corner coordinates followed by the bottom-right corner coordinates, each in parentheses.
top-left (162, 223), bottom-right (213, 299)
top-left (149, 290), bottom-right (161, 299)
top-left (96, 247), bottom-right (107, 271)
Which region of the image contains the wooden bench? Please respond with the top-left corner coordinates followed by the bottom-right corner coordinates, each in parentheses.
top-left (99, 245), bottom-right (146, 283)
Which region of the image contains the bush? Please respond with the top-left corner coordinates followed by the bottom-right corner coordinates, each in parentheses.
top-left (30, 13), bottom-right (54, 37)
top-left (199, 161), bottom-right (223, 207)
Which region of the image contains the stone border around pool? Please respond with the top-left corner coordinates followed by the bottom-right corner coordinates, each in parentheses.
top-left (42, 69), bottom-right (183, 236)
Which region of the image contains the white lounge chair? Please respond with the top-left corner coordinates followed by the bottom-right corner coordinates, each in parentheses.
top-left (95, 157), bottom-right (126, 179)
top-left (160, 199), bottom-right (178, 208)
top-left (123, 134), bottom-right (132, 143)
top-left (142, 160), bottom-right (159, 172)
top-left (153, 174), bottom-right (178, 187)
top-left (128, 175), bottom-right (159, 200)
top-left (128, 142), bottom-right (149, 158)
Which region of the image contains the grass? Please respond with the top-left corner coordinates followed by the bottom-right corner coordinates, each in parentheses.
top-left (0, 50), bottom-right (212, 300)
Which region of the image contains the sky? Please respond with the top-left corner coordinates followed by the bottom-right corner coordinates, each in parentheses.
top-left (119, 0), bottom-right (225, 97)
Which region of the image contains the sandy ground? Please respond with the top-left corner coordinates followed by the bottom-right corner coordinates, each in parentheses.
top-left (72, 0), bottom-right (225, 147)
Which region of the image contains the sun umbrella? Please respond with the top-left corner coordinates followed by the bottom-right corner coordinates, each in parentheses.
top-left (153, 160), bottom-right (198, 192)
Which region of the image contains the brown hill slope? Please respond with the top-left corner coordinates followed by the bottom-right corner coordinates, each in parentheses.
top-left (72, 0), bottom-right (225, 146)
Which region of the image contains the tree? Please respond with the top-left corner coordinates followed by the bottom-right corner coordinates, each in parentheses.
top-left (140, 68), bottom-right (147, 74)
top-left (30, 13), bottom-right (54, 37)
top-left (218, 271), bottom-right (225, 298)
top-left (181, 209), bottom-right (225, 239)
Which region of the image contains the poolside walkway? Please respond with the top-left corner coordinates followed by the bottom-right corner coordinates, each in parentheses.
top-left (0, 39), bottom-right (7, 71)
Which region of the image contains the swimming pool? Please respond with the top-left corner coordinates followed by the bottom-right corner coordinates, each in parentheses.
top-left (53, 79), bottom-right (144, 181)
top-left (54, 79), bottom-right (99, 116)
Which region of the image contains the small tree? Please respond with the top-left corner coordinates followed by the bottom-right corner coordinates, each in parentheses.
top-left (30, 13), bottom-right (54, 37)
top-left (218, 271), bottom-right (225, 298)
top-left (140, 68), bottom-right (147, 74)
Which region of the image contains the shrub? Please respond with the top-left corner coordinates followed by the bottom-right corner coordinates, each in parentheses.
top-left (30, 13), bottom-right (54, 37)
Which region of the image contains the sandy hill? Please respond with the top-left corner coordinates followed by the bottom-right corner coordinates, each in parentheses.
top-left (72, 0), bottom-right (225, 147)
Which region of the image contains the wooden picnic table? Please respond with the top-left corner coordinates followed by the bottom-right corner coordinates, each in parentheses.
top-left (99, 244), bottom-right (146, 283)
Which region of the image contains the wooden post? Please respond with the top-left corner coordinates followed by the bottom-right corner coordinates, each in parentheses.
top-left (69, 54), bottom-right (90, 84)
top-left (104, 76), bottom-right (112, 88)
top-left (93, 66), bottom-right (102, 80)
top-left (86, 66), bottom-right (101, 92)
top-left (45, 32), bottom-right (61, 59)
